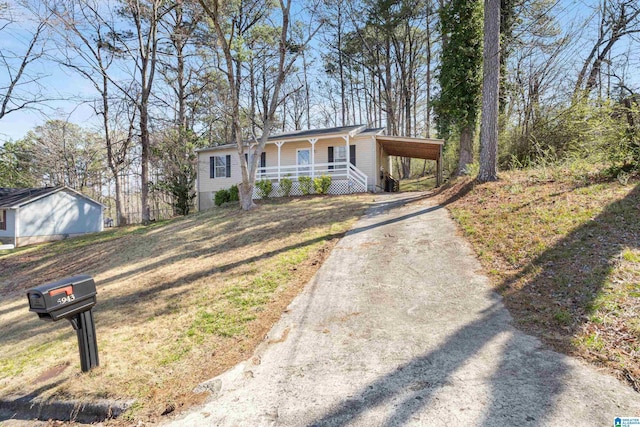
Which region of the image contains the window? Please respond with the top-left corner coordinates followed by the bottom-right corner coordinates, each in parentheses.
top-left (0, 210), bottom-right (5, 231)
top-left (328, 145), bottom-right (356, 169)
top-left (334, 146), bottom-right (347, 167)
top-left (210, 155), bottom-right (231, 178)
top-left (245, 152), bottom-right (266, 174)
top-left (215, 157), bottom-right (226, 177)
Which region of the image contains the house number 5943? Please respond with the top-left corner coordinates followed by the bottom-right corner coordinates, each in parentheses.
top-left (58, 294), bottom-right (76, 304)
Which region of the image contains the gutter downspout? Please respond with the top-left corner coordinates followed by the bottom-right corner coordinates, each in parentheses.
top-left (197, 155), bottom-right (202, 212)
top-left (371, 136), bottom-right (376, 192)
top-left (14, 208), bottom-right (19, 248)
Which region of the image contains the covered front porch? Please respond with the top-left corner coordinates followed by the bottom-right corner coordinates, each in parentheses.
top-left (251, 126), bottom-right (373, 198)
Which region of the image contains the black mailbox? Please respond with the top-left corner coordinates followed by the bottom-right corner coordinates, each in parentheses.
top-left (27, 275), bottom-right (99, 372)
top-left (27, 275), bottom-right (96, 321)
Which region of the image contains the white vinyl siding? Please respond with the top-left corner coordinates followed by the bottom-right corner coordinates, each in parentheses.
top-left (197, 134), bottom-right (379, 207)
top-left (351, 135), bottom-right (376, 191)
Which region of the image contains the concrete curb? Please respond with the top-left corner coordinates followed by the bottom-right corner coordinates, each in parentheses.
top-left (0, 397), bottom-right (134, 423)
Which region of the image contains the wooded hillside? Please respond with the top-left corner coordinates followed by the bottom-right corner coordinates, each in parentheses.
top-left (0, 0), bottom-right (638, 214)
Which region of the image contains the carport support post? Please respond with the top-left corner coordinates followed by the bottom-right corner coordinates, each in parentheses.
top-left (437, 145), bottom-right (443, 187)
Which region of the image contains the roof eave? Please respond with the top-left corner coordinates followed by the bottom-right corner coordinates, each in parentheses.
top-left (6, 187), bottom-right (106, 209)
top-left (269, 125), bottom-right (368, 142)
top-left (195, 144), bottom-right (237, 153)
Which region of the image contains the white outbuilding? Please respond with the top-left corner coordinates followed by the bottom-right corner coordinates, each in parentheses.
top-left (0, 186), bottom-right (104, 248)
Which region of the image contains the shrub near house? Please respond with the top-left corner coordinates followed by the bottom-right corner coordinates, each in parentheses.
top-left (214, 185), bottom-right (240, 206)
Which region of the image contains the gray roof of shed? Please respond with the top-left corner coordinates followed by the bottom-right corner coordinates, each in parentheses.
top-left (0, 187), bottom-right (105, 209)
top-left (0, 187), bottom-right (58, 208)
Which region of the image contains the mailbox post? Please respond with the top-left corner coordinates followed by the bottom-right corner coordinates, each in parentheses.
top-left (27, 275), bottom-right (99, 372)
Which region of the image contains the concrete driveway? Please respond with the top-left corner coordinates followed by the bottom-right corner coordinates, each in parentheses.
top-left (167, 193), bottom-right (639, 426)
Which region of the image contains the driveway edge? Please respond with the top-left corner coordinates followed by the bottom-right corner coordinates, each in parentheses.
top-left (0, 397), bottom-right (134, 423)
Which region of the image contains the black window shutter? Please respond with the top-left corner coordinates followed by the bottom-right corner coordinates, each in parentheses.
top-left (226, 155), bottom-right (231, 177)
top-left (350, 145), bottom-right (356, 166)
top-left (260, 152), bottom-right (266, 168)
top-left (244, 153), bottom-right (248, 163)
top-left (328, 146), bottom-right (334, 170)
top-left (210, 157), bottom-right (215, 178)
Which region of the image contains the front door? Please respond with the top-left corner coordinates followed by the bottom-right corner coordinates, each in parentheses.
top-left (297, 149), bottom-right (310, 176)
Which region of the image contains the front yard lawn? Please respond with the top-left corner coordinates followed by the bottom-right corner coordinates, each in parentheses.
top-left (0, 195), bottom-right (372, 422)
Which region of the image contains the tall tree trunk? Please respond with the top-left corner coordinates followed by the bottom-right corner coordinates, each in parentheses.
top-left (457, 125), bottom-right (474, 175)
top-left (478, 0), bottom-right (500, 182)
top-left (131, 0), bottom-right (163, 225)
top-left (113, 173), bottom-right (127, 225)
top-left (337, 3), bottom-right (346, 126)
top-left (140, 104), bottom-right (150, 223)
top-left (303, 51), bottom-right (311, 129)
top-left (401, 158), bottom-right (411, 178)
top-left (425, 0), bottom-right (432, 137)
top-left (250, 55), bottom-right (257, 134)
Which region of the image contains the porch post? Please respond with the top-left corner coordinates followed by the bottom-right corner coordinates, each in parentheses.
top-left (343, 134), bottom-right (350, 182)
top-left (309, 138), bottom-right (317, 179)
top-left (345, 134), bottom-right (350, 165)
top-left (276, 141), bottom-right (284, 182)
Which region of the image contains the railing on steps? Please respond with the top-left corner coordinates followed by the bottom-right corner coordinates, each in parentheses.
top-left (348, 163), bottom-right (368, 193)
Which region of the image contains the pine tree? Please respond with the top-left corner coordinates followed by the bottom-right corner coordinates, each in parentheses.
top-left (478, 0), bottom-right (500, 182)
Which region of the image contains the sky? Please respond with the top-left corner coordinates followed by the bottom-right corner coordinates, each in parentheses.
top-left (0, 0), bottom-right (637, 146)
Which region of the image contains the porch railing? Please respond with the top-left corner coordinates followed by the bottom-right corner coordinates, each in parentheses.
top-left (256, 162), bottom-right (367, 193)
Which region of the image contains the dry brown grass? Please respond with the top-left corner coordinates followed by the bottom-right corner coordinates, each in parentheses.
top-left (434, 166), bottom-right (640, 392)
top-left (0, 195), bottom-right (372, 422)
top-left (399, 176), bottom-right (437, 192)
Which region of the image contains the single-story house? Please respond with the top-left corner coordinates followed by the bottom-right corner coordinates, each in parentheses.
top-left (0, 186), bottom-right (104, 247)
top-left (196, 125), bottom-right (444, 210)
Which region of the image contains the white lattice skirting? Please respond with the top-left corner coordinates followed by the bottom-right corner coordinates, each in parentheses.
top-left (252, 179), bottom-right (366, 199)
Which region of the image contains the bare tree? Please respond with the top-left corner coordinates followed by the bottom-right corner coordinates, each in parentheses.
top-left (0, 3), bottom-right (49, 121)
top-left (321, 0), bottom-right (350, 126)
top-left (153, 1), bottom-right (204, 215)
top-left (23, 120), bottom-right (103, 190)
top-left (198, 0), bottom-right (320, 210)
top-left (120, 0), bottom-right (174, 224)
top-left (40, 0), bottom-right (136, 225)
top-left (574, 0), bottom-right (640, 98)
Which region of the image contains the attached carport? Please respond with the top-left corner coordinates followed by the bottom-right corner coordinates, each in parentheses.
top-left (375, 136), bottom-right (445, 187)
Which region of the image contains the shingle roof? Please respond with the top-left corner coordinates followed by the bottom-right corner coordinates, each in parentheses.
top-left (360, 127), bottom-right (386, 136)
top-left (0, 186), bottom-right (105, 208)
top-left (0, 187), bottom-right (59, 208)
top-left (196, 125), bottom-right (370, 153)
top-left (267, 124), bottom-right (366, 140)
